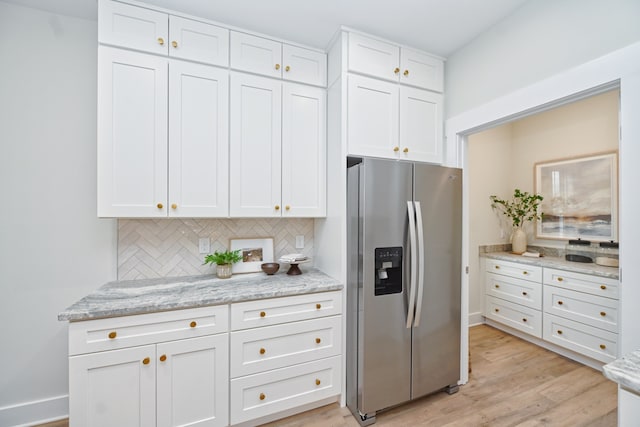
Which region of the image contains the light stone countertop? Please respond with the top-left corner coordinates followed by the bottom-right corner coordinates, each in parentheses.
top-left (603, 351), bottom-right (640, 394)
top-left (58, 268), bottom-right (342, 322)
top-left (483, 252), bottom-right (619, 280)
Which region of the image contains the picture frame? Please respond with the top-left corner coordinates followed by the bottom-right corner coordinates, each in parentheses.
top-left (229, 237), bottom-right (274, 273)
top-left (535, 152), bottom-right (618, 241)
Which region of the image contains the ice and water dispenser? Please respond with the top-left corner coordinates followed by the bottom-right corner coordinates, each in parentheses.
top-left (374, 247), bottom-right (403, 295)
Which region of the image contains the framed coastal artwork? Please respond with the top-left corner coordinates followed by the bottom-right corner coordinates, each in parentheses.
top-left (534, 152), bottom-right (618, 241)
top-left (229, 237), bottom-right (274, 273)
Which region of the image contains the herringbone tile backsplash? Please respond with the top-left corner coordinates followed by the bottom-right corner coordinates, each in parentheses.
top-left (118, 218), bottom-right (314, 280)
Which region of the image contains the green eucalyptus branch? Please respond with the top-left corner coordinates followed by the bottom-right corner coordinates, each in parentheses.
top-left (490, 189), bottom-right (544, 228)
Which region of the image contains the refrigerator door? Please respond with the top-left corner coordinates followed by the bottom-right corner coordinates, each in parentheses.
top-left (411, 164), bottom-right (462, 398)
top-left (357, 157), bottom-right (413, 415)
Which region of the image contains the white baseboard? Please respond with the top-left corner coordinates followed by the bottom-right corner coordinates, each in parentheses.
top-left (0, 395), bottom-right (68, 427)
top-left (468, 311), bottom-right (484, 327)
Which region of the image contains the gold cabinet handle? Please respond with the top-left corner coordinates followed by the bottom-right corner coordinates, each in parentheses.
top-left (600, 285), bottom-right (607, 290)
top-left (157, 37), bottom-right (165, 45)
top-left (275, 205), bottom-right (280, 211)
top-left (393, 67), bottom-right (400, 74)
top-left (557, 277), bottom-right (564, 282)
top-left (557, 330), bottom-right (563, 335)
top-left (259, 393), bottom-right (266, 400)
top-left (159, 354), bottom-right (167, 362)
top-left (494, 265), bottom-right (500, 269)
top-left (259, 348), bottom-right (266, 355)
top-left (171, 203), bottom-right (177, 209)
top-left (316, 303), bottom-right (321, 310)
top-left (522, 291), bottom-right (528, 296)
top-left (142, 357), bottom-right (150, 365)
top-left (522, 318), bottom-right (528, 322)
top-left (285, 65), bottom-right (290, 72)
top-left (600, 311), bottom-right (606, 317)
top-left (494, 308), bottom-right (499, 312)
top-left (260, 311), bottom-right (266, 317)
top-left (403, 69), bottom-right (409, 76)
top-left (558, 301), bottom-right (564, 305)
top-left (190, 321), bottom-right (197, 328)
top-left (522, 271), bottom-right (529, 275)
top-left (285, 205), bottom-right (290, 211)
top-left (315, 379), bottom-right (321, 386)
top-left (171, 40), bottom-right (178, 48)
top-left (157, 203), bottom-right (163, 209)
top-left (494, 284), bottom-right (500, 289)
top-left (393, 146), bottom-right (400, 152)
top-left (315, 338), bottom-right (321, 344)
top-left (600, 344), bottom-right (607, 350)
top-left (403, 147), bottom-right (409, 153)
top-left (108, 331), bottom-right (117, 339)
top-left (275, 64), bottom-right (280, 70)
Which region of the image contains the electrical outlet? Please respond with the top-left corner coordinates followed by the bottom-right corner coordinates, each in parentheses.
top-left (295, 235), bottom-right (304, 249)
top-left (198, 237), bottom-right (210, 254)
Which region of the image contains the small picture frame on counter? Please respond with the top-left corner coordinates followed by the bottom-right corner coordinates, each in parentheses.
top-left (230, 237), bottom-right (274, 273)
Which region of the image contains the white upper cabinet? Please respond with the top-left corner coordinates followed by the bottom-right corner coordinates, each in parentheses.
top-left (347, 32), bottom-right (444, 92)
top-left (99, 0), bottom-right (229, 66)
top-left (231, 31), bottom-right (327, 87)
top-left (399, 86), bottom-right (443, 163)
top-left (97, 46), bottom-right (168, 218)
top-left (168, 61), bottom-right (229, 217)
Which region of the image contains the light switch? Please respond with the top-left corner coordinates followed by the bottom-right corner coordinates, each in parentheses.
top-left (198, 238), bottom-right (210, 254)
top-left (295, 235), bottom-right (304, 249)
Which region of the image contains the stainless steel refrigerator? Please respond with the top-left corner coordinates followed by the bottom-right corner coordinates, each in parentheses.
top-left (346, 156), bottom-right (462, 425)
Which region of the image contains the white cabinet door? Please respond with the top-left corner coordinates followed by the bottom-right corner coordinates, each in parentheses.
top-left (399, 86), bottom-right (443, 164)
top-left (282, 44), bottom-right (327, 87)
top-left (157, 335), bottom-right (229, 427)
top-left (230, 31), bottom-right (282, 79)
top-left (69, 345), bottom-right (156, 427)
top-left (169, 61), bottom-right (229, 217)
top-left (348, 32), bottom-right (400, 82)
top-left (99, 0), bottom-right (168, 55)
top-left (282, 83), bottom-right (326, 217)
top-left (347, 74), bottom-right (399, 159)
top-left (399, 48), bottom-right (444, 92)
top-left (97, 46), bottom-right (168, 217)
top-left (168, 16), bottom-right (229, 66)
top-left (230, 73), bottom-right (282, 217)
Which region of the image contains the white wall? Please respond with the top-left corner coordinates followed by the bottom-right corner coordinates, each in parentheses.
top-left (0, 2), bottom-right (116, 425)
top-left (445, 0), bottom-right (640, 118)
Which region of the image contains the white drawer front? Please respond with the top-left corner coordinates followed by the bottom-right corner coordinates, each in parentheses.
top-left (231, 291), bottom-right (342, 330)
top-left (230, 355), bottom-right (340, 424)
top-left (485, 272), bottom-right (542, 310)
top-left (485, 296), bottom-right (542, 338)
top-left (543, 285), bottom-right (618, 333)
top-left (486, 259), bottom-right (542, 283)
top-left (230, 316), bottom-right (341, 378)
top-left (544, 314), bottom-right (618, 363)
top-left (543, 268), bottom-right (619, 299)
top-left (69, 305), bottom-right (229, 356)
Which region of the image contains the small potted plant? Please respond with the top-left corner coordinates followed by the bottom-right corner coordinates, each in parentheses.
top-left (203, 249), bottom-right (242, 279)
top-left (490, 189), bottom-right (543, 254)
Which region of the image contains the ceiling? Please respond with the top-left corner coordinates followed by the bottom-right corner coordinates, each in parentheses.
top-left (4, 0), bottom-right (529, 57)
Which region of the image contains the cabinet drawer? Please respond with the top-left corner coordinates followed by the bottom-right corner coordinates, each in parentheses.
top-left (231, 291), bottom-right (342, 330)
top-left (485, 296), bottom-right (542, 338)
top-left (69, 305), bottom-right (229, 356)
top-left (230, 355), bottom-right (340, 424)
top-left (543, 268), bottom-right (619, 299)
top-left (230, 316), bottom-right (341, 377)
top-left (486, 259), bottom-right (542, 283)
top-left (544, 314), bottom-right (618, 363)
top-left (485, 272), bottom-right (542, 310)
top-left (543, 285), bottom-right (618, 333)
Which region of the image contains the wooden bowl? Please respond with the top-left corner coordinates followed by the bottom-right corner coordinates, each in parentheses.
top-left (261, 262), bottom-right (280, 275)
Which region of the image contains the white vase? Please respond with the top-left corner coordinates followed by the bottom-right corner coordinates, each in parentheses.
top-left (511, 227), bottom-right (527, 254)
top-left (216, 264), bottom-right (232, 279)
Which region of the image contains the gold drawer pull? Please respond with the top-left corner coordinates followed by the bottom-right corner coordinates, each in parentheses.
top-left (394, 67), bottom-right (400, 74)
top-left (316, 303), bottom-right (321, 309)
top-left (600, 344), bottom-right (606, 350)
top-left (285, 65), bottom-right (290, 72)
top-left (171, 203), bottom-right (177, 209)
top-left (190, 321), bottom-right (197, 328)
top-left (259, 348), bottom-right (266, 355)
top-left (494, 284), bottom-right (500, 289)
top-left (522, 271), bottom-right (528, 275)
top-left (157, 203), bottom-right (163, 209)
top-left (171, 40), bottom-right (178, 48)
top-left (393, 146), bottom-right (400, 152)
top-left (522, 318), bottom-right (527, 322)
top-left (557, 330), bottom-right (563, 335)
top-left (259, 393), bottom-right (266, 400)
top-left (522, 291), bottom-right (528, 296)
top-left (315, 338), bottom-right (321, 344)
top-left (285, 205), bottom-right (291, 211)
top-left (403, 69), bottom-right (409, 76)
top-left (600, 285), bottom-right (607, 290)
top-left (260, 311), bottom-right (266, 318)
top-left (494, 308), bottom-right (499, 313)
top-left (142, 357), bottom-right (150, 365)
top-left (557, 277), bottom-right (564, 282)
top-left (600, 311), bottom-right (606, 317)
top-left (108, 331), bottom-right (117, 339)
top-left (557, 301), bottom-right (564, 305)
top-left (403, 147), bottom-right (409, 153)
top-left (157, 37), bottom-right (165, 45)
top-left (494, 265), bottom-right (500, 269)
top-left (315, 379), bottom-right (321, 386)
top-left (275, 205), bottom-right (280, 211)
top-left (275, 64), bottom-right (280, 70)
top-left (159, 354), bottom-right (167, 362)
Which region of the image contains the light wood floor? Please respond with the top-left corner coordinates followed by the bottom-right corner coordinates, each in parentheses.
top-left (36, 325), bottom-right (616, 427)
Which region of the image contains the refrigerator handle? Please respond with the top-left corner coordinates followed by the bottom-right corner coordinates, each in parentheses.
top-left (413, 201), bottom-right (425, 327)
top-left (406, 201), bottom-right (417, 329)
